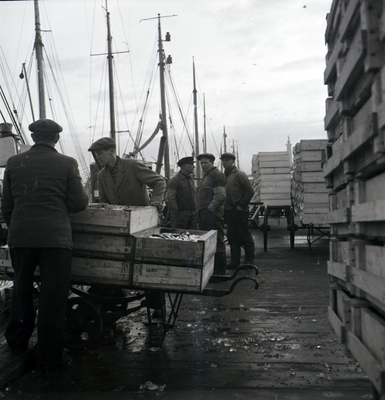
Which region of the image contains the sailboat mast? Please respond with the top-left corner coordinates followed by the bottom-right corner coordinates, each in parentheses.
top-left (106, 1), bottom-right (116, 140)
top-left (223, 125), bottom-right (227, 153)
top-left (203, 93), bottom-right (207, 153)
top-left (156, 14), bottom-right (170, 179)
top-left (34, 0), bottom-right (45, 119)
top-left (193, 58), bottom-right (200, 180)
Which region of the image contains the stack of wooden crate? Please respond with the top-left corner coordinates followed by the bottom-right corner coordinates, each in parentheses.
top-left (0, 204), bottom-right (217, 293)
top-left (251, 152), bottom-right (291, 206)
top-left (323, 0), bottom-right (385, 397)
top-left (70, 204), bottom-right (158, 286)
top-left (291, 140), bottom-right (329, 225)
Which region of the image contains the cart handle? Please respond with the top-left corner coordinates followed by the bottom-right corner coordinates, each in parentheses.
top-left (200, 276), bottom-right (259, 297)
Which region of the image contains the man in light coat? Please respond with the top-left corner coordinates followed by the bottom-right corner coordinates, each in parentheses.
top-left (88, 137), bottom-right (165, 209)
top-left (88, 137), bottom-right (166, 316)
top-left (2, 118), bottom-right (89, 370)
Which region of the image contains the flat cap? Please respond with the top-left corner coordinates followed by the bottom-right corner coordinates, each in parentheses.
top-left (220, 152), bottom-right (236, 161)
top-left (29, 118), bottom-right (63, 134)
top-left (177, 156), bottom-right (194, 167)
top-left (197, 153), bottom-right (215, 162)
top-left (0, 122), bottom-right (13, 133)
top-left (88, 137), bottom-right (116, 151)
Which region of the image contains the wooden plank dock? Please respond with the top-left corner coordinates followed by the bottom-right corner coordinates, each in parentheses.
top-left (0, 223), bottom-right (373, 399)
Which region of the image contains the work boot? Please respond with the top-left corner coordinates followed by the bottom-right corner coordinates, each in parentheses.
top-left (243, 242), bottom-right (255, 265)
top-left (226, 244), bottom-right (241, 270)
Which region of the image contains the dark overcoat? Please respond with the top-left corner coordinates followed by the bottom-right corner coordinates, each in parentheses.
top-left (1, 143), bottom-right (89, 249)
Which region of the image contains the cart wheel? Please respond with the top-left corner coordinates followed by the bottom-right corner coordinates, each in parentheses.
top-left (65, 297), bottom-right (103, 350)
top-left (87, 285), bottom-right (127, 312)
top-left (263, 206), bottom-right (268, 252)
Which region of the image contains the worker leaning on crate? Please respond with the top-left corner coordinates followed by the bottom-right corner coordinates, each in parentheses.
top-left (88, 137), bottom-right (166, 317)
top-left (88, 137), bottom-right (166, 211)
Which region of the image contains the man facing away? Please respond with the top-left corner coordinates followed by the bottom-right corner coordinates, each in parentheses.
top-left (196, 153), bottom-right (227, 275)
top-left (165, 156), bottom-right (199, 229)
top-left (220, 152), bottom-right (255, 269)
top-left (2, 119), bottom-right (89, 371)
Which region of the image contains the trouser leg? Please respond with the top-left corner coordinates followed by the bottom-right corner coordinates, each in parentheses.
top-left (5, 248), bottom-right (38, 351)
top-left (243, 242), bottom-right (255, 264)
top-left (227, 243), bottom-right (241, 269)
top-left (37, 248), bottom-right (72, 368)
top-left (199, 209), bottom-right (226, 275)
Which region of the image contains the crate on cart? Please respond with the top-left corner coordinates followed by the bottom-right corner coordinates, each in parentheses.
top-left (134, 228), bottom-right (217, 267)
top-left (291, 139), bottom-right (331, 248)
top-left (70, 204), bottom-right (158, 235)
top-left (132, 228), bottom-right (217, 292)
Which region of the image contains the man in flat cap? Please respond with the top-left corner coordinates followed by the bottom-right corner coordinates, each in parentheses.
top-left (0, 122), bottom-right (17, 138)
top-left (1, 118), bottom-right (89, 370)
top-left (220, 153), bottom-right (255, 269)
top-left (88, 137), bottom-right (165, 210)
top-left (197, 153), bottom-right (227, 275)
top-left (165, 156), bottom-right (199, 229)
top-left (88, 136), bottom-right (166, 317)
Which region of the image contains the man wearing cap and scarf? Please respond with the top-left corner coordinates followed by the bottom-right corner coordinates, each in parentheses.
top-left (88, 137), bottom-right (165, 209)
top-left (1, 118), bottom-right (89, 370)
top-left (165, 156), bottom-right (199, 229)
top-left (197, 153), bottom-right (227, 275)
top-left (220, 152), bottom-right (255, 269)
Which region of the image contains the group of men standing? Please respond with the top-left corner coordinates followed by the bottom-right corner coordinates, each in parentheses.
top-left (165, 152), bottom-right (255, 275)
top-left (1, 118), bottom-right (255, 371)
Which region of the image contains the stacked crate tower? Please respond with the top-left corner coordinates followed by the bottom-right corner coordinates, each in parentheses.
top-left (291, 140), bottom-right (329, 225)
top-left (251, 152), bottom-right (291, 206)
top-left (323, 1), bottom-right (385, 398)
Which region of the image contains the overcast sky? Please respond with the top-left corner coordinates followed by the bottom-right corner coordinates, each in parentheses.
top-left (0, 0), bottom-right (332, 175)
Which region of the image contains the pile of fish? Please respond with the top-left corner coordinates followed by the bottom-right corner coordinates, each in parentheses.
top-left (150, 231), bottom-right (201, 241)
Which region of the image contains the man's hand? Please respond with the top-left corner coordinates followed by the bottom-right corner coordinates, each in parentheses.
top-left (150, 201), bottom-right (164, 212)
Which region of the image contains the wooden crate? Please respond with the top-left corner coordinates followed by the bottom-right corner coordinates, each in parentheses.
top-left (70, 204), bottom-right (158, 234)
top-left (72, 232), bottom-right (135, 261)
top-left (328, 284), bottom-right (352, 343)
top-left (131, 254), bottom-right (215, 293)
top-left (352, 171), bottom-right (385, 240)
top-left (347, 304), bottom-right (385, 395)
top-left (350, 241), bottom-right (385, 314)
top-left (134, 228), bottom-right (217, 267)
top-left (71, 257), bottom-right (132, 287)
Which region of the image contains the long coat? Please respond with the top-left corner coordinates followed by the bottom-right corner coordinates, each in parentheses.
top-left (98, 157), bottom-right (166, 206)
top-left (1, 143), bottom-right (89, 249)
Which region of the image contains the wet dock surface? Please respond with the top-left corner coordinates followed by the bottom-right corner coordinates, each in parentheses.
top-left (0, 222), bottom-right (374, 399)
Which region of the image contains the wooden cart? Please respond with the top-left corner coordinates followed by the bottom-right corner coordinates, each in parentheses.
top-left (249, 202), bottom-right (296, 251)
top-left (0, 204), bottom-right (259, 347)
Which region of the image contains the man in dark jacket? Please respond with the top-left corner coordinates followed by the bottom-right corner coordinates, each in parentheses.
top-left (2, 118), bottom-right (89, 370)
top-left (197, 153), bottom-right (227, 275)
top-left (165, 156), bottom-right (199, 229)
top-left (220, 153), bottom-right (255, 269)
